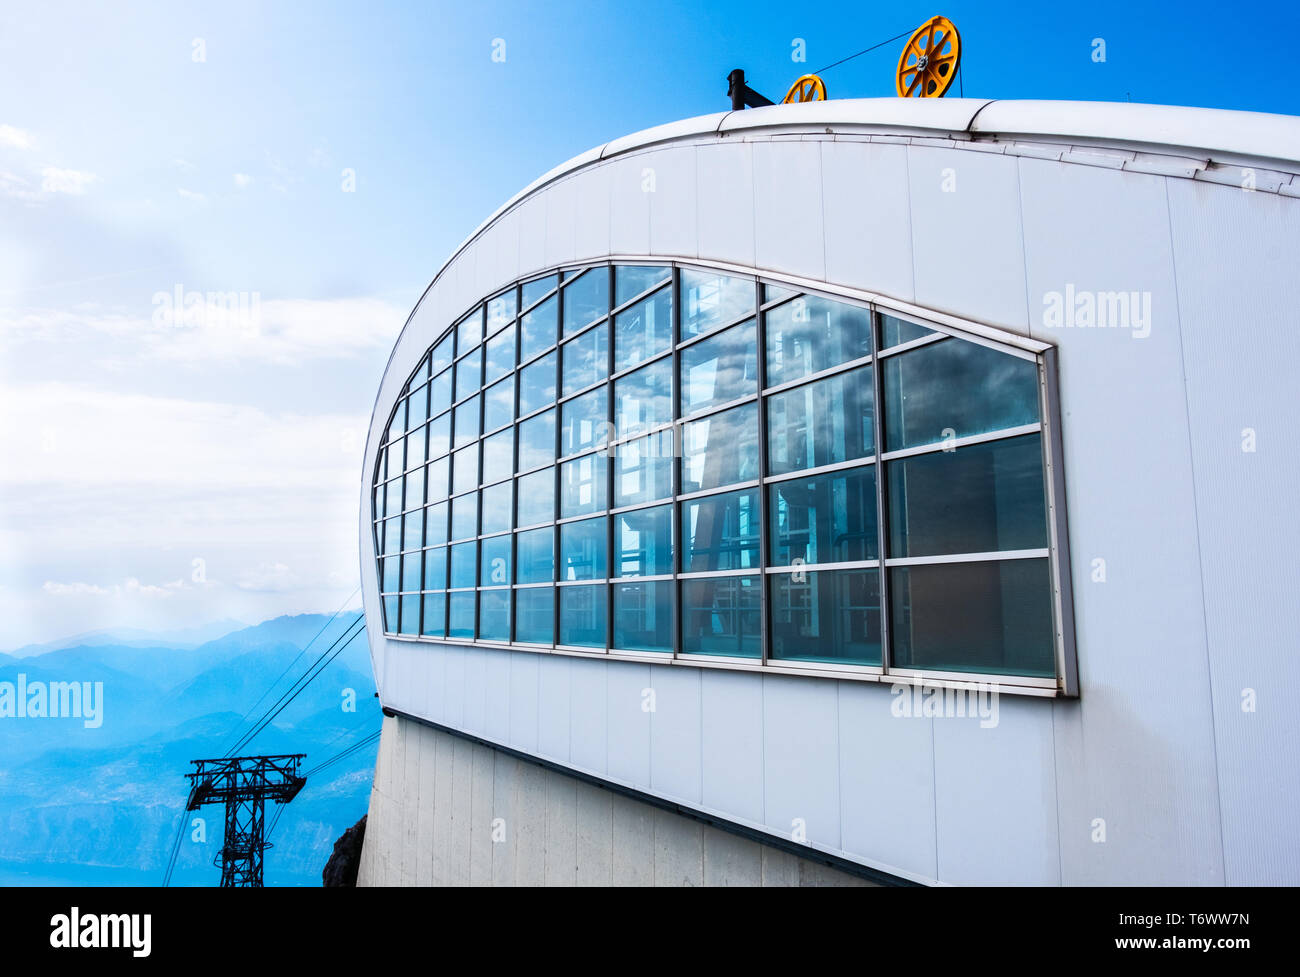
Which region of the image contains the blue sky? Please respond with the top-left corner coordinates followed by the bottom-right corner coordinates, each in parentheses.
top-left (1, 0), bottom-right (1296, 646)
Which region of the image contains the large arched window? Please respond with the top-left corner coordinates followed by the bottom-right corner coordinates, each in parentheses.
top-left (372, 261), bottom-right (1074, 690)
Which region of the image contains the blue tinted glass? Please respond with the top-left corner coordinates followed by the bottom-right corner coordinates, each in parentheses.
top-left (423, 502), bottom-right (447, 546)
top-left (447, 591), bottom-right (476, 639)
top-left (452, 443), bottom-right (478, 495)
top-left (681, 576), bottom-right (760, 657)
top-left (402, 550), bottom-right (421, 592)
top-left (421, 593), bottom-right (445, 637)
top-left (478, 589), bottom-right (511, 641)
top-left (883, 338), bottom-right (1040, 451)
top-left (615, 504), bottom-right (672, 576)
top-left (681, 403), bottom-right (759, 493)
top-left (480, 480), bottom-right (512, 536)
top-left (450, 492), bottom-right (477, 541)
top-left (453, 395), bottom-right (479, 447)
top-left (766, 364), bottom-right (874, 476)
top-left (516, 468), bottom-right (554, 527)
top-left (431, 334), bottom-right (454, 374)
top-left (522, 274), bottom-right (558, 311)
top-left (614, 285), bottom-right (672, 371)
top-left (426, 457), bottom-right (449, 502)
top-left (449, 541), bottom-right (477, 589)
top-left (890, 559), bottom-right (1054, 676)
top-left (406, 386), bottom-right (428, 429)
top-left (520, 294), bottom-right (557, 361)
top-left (888, 433), bottom-right (1046, 557)
top-left (485, 324), bottom-right (515, 383)
top-left (765, 295), bottom-right (871, 387)
top-left (614, 357), bottom-right (672, 437)
top-left (519, 350), bottom-right (557, 417)
top-left (614, 429), bottom-right (673, 507)
top-left (423, 547), bottom-right (447, 591)
top-left (455, 348), bottom-right (481, 401)
top-left (560, 452), bottom-right (607, 517)
top-left (561, 322), bottom-right (609, 396)
top-left (384, 476), bottom-right (402, 517)
top-left (680, 269), bottom-right (754, 339)
top-left (383, 596), bottom-right (399, 632)
top-left (518, 409), bottom-right (555, 472)
top-left (382, 516), bottom-right (401, 554)
top-left (401, 509), bottom-right (423, 550)
top-left (480, 534), bottom-right (512, 586)
top-left (769, 466), bottom-right (878, 565)
top-left (515, 588), bottom-right (554, 643)
top-left (381, 556), bottom-right (399, 593)
top-left (399, 595), bottom-right (421, 635)
top-left (483, 376), bottom-right (513, 433)
top-left (561, 516), bottom-right (607, 581)
top-left (562, 269), bottom-right (609, 336)
top-left (486, 290), bottom-right (517, 336)
top-left (403, 467), bottom-right (424, 511)
top-left (427, 411), bottom-right (450, 459)
top-left (457, 310), bottom-right (482, 354)
top-left (681, 318), bottom-right (757, 415)
top-left (770, 569), bottom-right (881, 665)
top-left (561, 387), bottom-right (608, 457)
top-left (613, 580), bottom-right (673, 653)
top-left (615, 265), bottom-right (670, 306)
top-left (681, 489), bottom-right (760, 572)
top-left (880, 313), bottom-right (935, 349)
top-left (516, 527), bottom-right (554, 584)
top-left (763, 283), bottom-right (799, 304)
top-left (481, 428), bottom-right (514, 485)
top-left (429, 367), bottom-right (452, 416)
top-left (404, 425), bottom-right (425, 469)
top-left (559, 584), bottom-right (606, 648)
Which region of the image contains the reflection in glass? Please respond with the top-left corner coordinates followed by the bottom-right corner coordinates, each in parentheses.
top-left (516, 526), bottom-right (554, 584)
top-left (479, 479), bottom-right (512, 536)
top-left (518, 409), bottom-right (555, 472)
top-left (519, 350), bottom-right (557, 417)
top-left (681, 576), bottom-right (760, 657)
top-left (614, 285), bottom-right (672, 372)
top-left (680, 269), bottom-right (754, 339)
top-left (614, 429), bottom-right (673, 507)
top-left (613, 580), bottom-right (673, 653)
top-left (681, 489), bottom-right (760, 572)
top-left (680, 319), bottom-right (757, 415)
top-left (561, 516), bottom-right (606, 581)
top-left (681, 403), bottom-right (758, 493)
top-left (483, 376), bottom-right (513, 433)
top-left (770, 569), bottom-right (881, 665)
top-left (452, 443), bottom-right (478, 495)
top-left (448, 591), bottom-right (475, 639)
top-left (765, 294), bottom-right (871, 387)
top-left (450, 492), bottom-right (478, 541)
top-left (421, 593), bottom-right (445, 637)
top-left (449, 541), bottom-right (477, 589)
top-left (478, 589), bottom-right (511, 641)
top-left (880, 313), bottom-right (935, 349)
top-left (560, 452), bottom-right (607, 518)
top-left (453, 395), bottom-right (480, 448)
top-left (516, 467), bottom-right (554, 528)
top-left (486, 290), bottom-right (517, 336)
top-left (423, 547), bottom-right (447, 591)
top-left (481, 428), bottom-right (514, 485)
top-left (562, 268), bottom-right (609, 336)
top-left (561, 322), bottom-right (609, 396)
top-left (615, 505), bottom-right (672, 576)
top-left (455, 348), bottom-right (482, 401)
top-left (480, 534), bottom-right (512, 587)
top-left (614, 358), bottom-right (672, 437)
top-left (520, 294), bottom-right (557, 361)
top-left (515, 588), bottom-right (554, 644)
top-left (769, 466), bottom-right (878, 565)
top-left (561, 387), bottom-right (609, 457)
top-left (559, 584), bottom-right (606, 648)
top-left (766, 364), bottom-right (874, 476)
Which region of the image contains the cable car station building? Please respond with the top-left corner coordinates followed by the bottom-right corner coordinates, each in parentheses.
top-left (356, 97), bottom-right (1300, 885)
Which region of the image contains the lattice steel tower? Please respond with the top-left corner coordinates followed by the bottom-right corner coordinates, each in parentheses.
top-left (185, 754), bottom-right (306, 887)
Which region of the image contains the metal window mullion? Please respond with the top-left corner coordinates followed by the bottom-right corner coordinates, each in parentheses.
top-left (870, 308), bottom-right (892, 677)
top-left (670, 265), bottom-right (683, 660)
top-left (754, 276), bottom-right (771, 666)
top-left (604, 264), bottom-right (614, 656)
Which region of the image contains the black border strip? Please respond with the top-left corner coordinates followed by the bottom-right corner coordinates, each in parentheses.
top-left (382, 705), bottom-right (919, 887)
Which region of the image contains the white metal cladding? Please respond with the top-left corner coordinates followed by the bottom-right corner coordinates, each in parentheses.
top-left (361, 101), bottom-right (1300, 884)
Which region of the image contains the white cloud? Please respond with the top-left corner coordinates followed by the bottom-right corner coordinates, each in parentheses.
top-left (0, 169), bottom-right (39, 202)
top-left (43, 578), bottom-right (184, 599)
top-left (233, 172), bottom-right (252, 189)
top-left (236, 562), bottom-right (299, 592)
top-left (0, 124), bottom-right (33, 150)
top-left (40, 166), bottom-right (97, 194)
top-left (177, 187), bottom-right (206, 202)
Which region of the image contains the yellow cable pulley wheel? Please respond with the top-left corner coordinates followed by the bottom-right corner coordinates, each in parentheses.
top-left (782, 73), bottom-right (827, 103)
top-left (896, 16), bottom-right (961, 98)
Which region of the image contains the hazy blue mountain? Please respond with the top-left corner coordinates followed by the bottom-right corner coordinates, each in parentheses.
top-left (0, 612), bottom-right (379, 887)
top-left (3, 619), bottom-right (250, 657)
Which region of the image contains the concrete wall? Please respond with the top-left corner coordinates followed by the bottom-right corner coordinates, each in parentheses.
top-left (361, 102), bottom-right (1300, 885)
top-left (358, 714), bottom-right (873, 886)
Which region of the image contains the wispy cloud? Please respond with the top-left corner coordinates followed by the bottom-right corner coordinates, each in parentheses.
top-left (40, 167), bottom-right (97, 194)
top-left (0, 124), bottom-right (33, 150)
top-left (43, 578), bottom-right (185, 599)
top-left (233, 172), bottom-right (252, 189)
top-left (176, 187), bottom-right (206, 202)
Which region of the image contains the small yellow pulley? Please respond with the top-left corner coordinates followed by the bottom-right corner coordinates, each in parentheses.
top-left (782, 73), bottom-right (827, 103)
top-left (896, 16), bottom-right (961, 98)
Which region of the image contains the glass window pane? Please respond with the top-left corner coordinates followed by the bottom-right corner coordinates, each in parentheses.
top-left (480, 535), bottom-right (512, 586)
top-left (883, 338), bottom-right (1041, 452)
top-left (614, 357), bottom-right (672, 438)
top-left (485, 324), bottom-right (515, 382)
top-left (520, 293), bottom-right (557, 361)
top-left (766, 364), bottom-right (874, 476)
top-left (481, 428), bottom-right (514, 485)
top-left (402, 509), bottom-right (423, 550)
top-left (516, 527), bottom-right (555, 584)
top-left (681, 576), bottom-right (760, 657)
top-left (423, 547), bottom-right (447, 591)
top-left (561, 321), bottom-right (609, 396)
top-left (383, 595), bottom-right (399, 632)
top-left (615, 504), bottom-right (672, 577)
top-left (615, 264), bottom-right (670, 306)
top-left (423, 502), bottom-right (447, 546)
top-left (399, 595), bottom-right (421, 636)
top-left (404, 424), bottom-right (426, 469)
top-left (486, 290), bottom-right (517, 336)
top-left (452, 443), bottom-right (478, 495)
top-left (449, 541), bottom-right (477, 589)
top-left (559, 584), bottom-right (606, 648)
top-left (765, 295), bottom-right (871, 387)
top-left (561, 516), bottom-right (607, 581)
top-left (407, 385), bottom-right (428, 428)
top-left (890, 559), bottom-right (1055, 676)
top-left (389, 400), bottom-right (405, 440)
top-left (381, 556), bottom-right (400, 593)
top-left (562, 268), bottom-right (609, 336)
top-left (427, 411), bottom-right (451, 460)
top-left (614, 284), bottom-right (672, 372)
top-left (382, 515), bottom-right (401, 554)
top-left (450, 492), bottom-right (477, 541)
top-left (384, 476), bottom-right (402, 517)
top-left (681, 403), bottom-right (759, 493)
top-left (430, 367), bottom-right (452, 416)
top-left (519, 350), bottom-right (557, 417)
top-left (403, 467), bottom-right (424, 511)
top-left (680, 318), bottom-right (757, 415)
top-left (453, 395), bottom-right (480, 447)
top-left (448, 591), bottom-right (476, 639)
top-left (614, 429), bottom-right (674, 507)
top-left (432, 334), bottom-right (454, 374)
top-left (457, 310), bottom-right (482, 355)
top-left (681, 489), bottom-right (760, 572)
top-left (888, 433), bottom-right (1047, 558)
top-left (763, 282), bottom-right (798, 304)
top-left (680, 269), bottom-right (754, 339)
top-left (560, 452), bottom-right (607, 518)
top-left (480, 480), bottom-right (512, 536)
top-left (483, 376), bottom-right (513, 433)
top-left (516, 467), bottom-right (554, 528)
top-left (518, 409), bottom-right (556, 472)
top-left (880, 313), bottom-right (935, 349)
top-left (421, 593), bottom-right (445, 637)
top-left (561, 387), bottom-right (609, 457)
top-left (515, 588), bottom-right (554, 644)
top-left (770, 568), bottom-right (881, 665)
top-left (769, 466), bottom-right (878, 566)
top-left (522, 274), bottom-right (558, 312)
top-left (613, 580), bottom-right (673, 653)
top-left (478, 589), bottom-right (511, 641)
top-left (455, 348), bottom-right (481, 401)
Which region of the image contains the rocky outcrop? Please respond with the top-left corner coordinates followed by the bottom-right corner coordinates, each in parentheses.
top-left (322, 815), bottom-right (366, 887)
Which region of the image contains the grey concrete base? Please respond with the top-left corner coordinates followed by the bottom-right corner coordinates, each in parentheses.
top-left (358, 714), bottom-right (874, 887)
